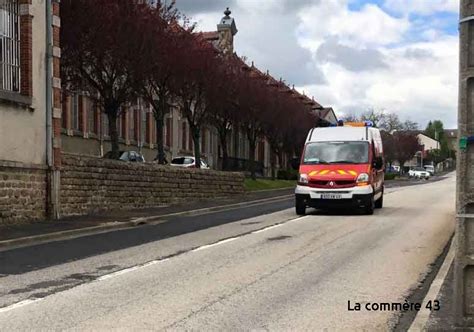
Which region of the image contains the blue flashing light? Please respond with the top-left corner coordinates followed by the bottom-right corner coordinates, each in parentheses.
top-left (364, 120), bottom-right (374, 127)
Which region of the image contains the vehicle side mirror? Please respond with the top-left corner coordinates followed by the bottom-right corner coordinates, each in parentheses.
top-left (290, 158), bottom-right (300, 171)
top-left (373, 157), bottom-right (383, 170)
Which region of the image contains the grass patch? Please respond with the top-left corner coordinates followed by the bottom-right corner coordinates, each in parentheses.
top-left (384, 173), bottom-right (398, 180)
top-left (244, 178), bottom-right (296, 191)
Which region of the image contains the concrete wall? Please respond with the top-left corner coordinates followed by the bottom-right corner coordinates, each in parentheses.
top-left (0, 160), bottom-right (48, 225)
top-left (456, 2), bottom-right (474, 327)
top-left (0, 2), bottom-right (48, 165)
top-left (60, 154), bottom-right (245, 217)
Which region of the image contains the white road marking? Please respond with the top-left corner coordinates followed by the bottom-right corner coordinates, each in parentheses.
top-left (191, 237), bottom-right (239, 252)
top-left (251, 216), bottom-right (308, 235)
top-left (408, 239), bottom-right (455, 331)
top-left (0, 299), bottom-right (43, 314)
top-left (97, 258), bottom-right (171, 281)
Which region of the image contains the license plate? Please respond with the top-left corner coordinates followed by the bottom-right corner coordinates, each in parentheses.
top-left (321, 193), bottom-right (343, 199)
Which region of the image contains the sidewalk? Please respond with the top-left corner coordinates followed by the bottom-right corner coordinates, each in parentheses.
top-left (424, 263), bottom-right (456, 331)
top-left (0, 188), bottom-right (294, 245)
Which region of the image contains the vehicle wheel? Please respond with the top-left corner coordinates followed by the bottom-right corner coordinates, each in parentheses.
top-left (375, 193), bottom-right (383, 209)
top-left (364, 197), bottom-right (375, 215)
top-left (295, 197), bottom-right (306, 216)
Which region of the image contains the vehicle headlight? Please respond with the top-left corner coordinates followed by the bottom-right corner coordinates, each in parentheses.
top-left (298, 173), bottom-right (309, 185)
top-left (356, 173), bottom-right (369, 184)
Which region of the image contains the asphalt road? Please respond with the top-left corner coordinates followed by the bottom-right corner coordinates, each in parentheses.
top-left (0, 174), bottom-right (455, 330)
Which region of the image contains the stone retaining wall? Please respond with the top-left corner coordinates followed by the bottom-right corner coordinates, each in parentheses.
top-left (60, 153), bottom-right (245, 217)
top-left (0, 161), bottom-right (48, 224)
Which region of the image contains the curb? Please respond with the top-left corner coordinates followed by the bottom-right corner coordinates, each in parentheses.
top-left (0, 194), bottom-right (293, 252)
top-left (0, 221), bottom-right (136, 252)
top-left (129, 194), bottom-right (293, 225)
top-left (245, 187), bottom-right (295, 193)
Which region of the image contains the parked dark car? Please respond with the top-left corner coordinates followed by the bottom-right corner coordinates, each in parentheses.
top-left (103, 150), bottom-right (145, 162)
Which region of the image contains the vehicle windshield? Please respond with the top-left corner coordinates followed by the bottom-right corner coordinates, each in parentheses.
top-left (303, 141), bottom-right (369, 165)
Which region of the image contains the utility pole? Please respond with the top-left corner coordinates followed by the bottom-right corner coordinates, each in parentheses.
top-left (456, 1), bottom-right (474, 327)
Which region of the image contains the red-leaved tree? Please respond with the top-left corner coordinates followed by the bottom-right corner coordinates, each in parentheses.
top-left (394, 132), bottom-right (421, 172)
top-left (62, 0), bottom-right (151, 158)
top-left (205, 55), bottom-right (246, 170)
top-left (171, 34), bottom-right (220, 168)
top-left (132, 3), bottom-right (192, 163)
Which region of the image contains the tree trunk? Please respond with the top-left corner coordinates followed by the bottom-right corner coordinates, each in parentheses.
top-left (191, 125), bottom-right (201, 169)
top-left (217, 129), bottom-right (229, 171)
top-left (155, 115), bottom-right (166, 164)
top-left (286, 151), bottom-right (293, 170)
top-left (249, 139), bottom-right (256, 180)
top-left (106, 107), bottom-right (120, 159)
top-left (270, 147), bottom-right (277, 180)
top-left (151, 91), bottom-right (169, 164)
top-left (277, 151), bottom-right (283, 172)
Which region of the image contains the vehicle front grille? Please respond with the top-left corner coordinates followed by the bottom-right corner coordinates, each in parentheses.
top-left (308, 179), bottom-right (356, 188)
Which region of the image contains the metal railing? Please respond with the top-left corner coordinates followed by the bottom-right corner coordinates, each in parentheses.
top-left (221, 156), bottom-right (264, 175)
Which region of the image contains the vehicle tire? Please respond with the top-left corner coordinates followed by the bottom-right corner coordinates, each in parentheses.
top-left (365, 196), bottom-right (375, 215)
top-left (375, 193), bottom-right (383, 209)
top-left (295, 197), bottom-right (306, 216)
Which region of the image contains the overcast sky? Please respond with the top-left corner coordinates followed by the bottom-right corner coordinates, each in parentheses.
top-left (174, 0), bottom-right (459, 129)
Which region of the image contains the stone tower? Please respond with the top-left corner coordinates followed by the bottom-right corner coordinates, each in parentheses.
top-left (217, 8), bottom-right (238, 55)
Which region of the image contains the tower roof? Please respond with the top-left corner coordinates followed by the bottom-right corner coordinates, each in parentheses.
top-left (218, 7), bottom-right (238, 36)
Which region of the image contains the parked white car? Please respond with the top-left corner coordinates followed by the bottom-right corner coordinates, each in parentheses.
top-left (424, 165), bottom-right (435, 176)
top-left (170, 156), bottom-right (210, 169)
top-left (408, 167), bottom-right (430, 179)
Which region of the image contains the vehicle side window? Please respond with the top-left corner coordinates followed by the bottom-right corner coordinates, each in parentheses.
top-left (184, 158), bottom-right (194, 164)
top-left (119, 152), bottom-right (129, 161)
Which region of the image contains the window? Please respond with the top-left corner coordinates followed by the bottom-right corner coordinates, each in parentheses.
top-left (201, 128), bottom-right (207, 154)
top-left (165, 117), bottom-right (172, 147)
top-left (61, 92), bottom-right (69, 129)
top-left (181, 122), bottom-right (187, 150)
top-left (103, 113), bottom-right (109, 136)
top-left (0, 1), bottom-right (20, 92)
top-left (120, 110), bottom-right (126, 139)
top-left (129, 109), bottom-right (135, 141)
top-left (145, 107), bottom-right (151, 144)
top-left (258, 141), bottom-right (265, 162)
top-left (71, 94), bottom-right (80, 131)
top-left (141, 108), bottom-right (147, 144)
top-left (87, 99), bottom-right (96, 135)
top-left (188, 126), bottom-right (193, 151)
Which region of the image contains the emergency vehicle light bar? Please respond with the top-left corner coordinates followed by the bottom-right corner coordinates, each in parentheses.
top-left (343, 121), bottom-right (373, 127)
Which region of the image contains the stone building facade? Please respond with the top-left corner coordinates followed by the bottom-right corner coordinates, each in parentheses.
top-left (0, 5), bottom-right (335, 225)
top-left (0, 0), bottom-right (61, 224)
top-left (60, 8), bottom-right (334, 176)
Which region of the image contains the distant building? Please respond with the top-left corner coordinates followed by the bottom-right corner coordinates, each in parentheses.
top-left (404, 133), bottom-right (440, 167)
top-left (418, 133), bottom-right (439, 152)
top-left (317, 108), bottom-right (338, 127)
